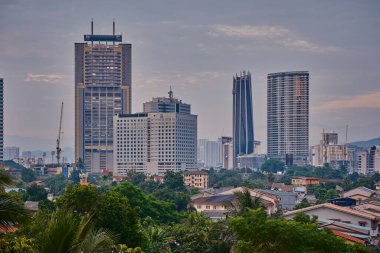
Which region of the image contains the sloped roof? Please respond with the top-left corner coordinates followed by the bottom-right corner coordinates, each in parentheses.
top-left (2, 160), bottom-right (26, 171)
top-left (343, 187), bottom-right (376, 198)
top-left (192, 194), bottom-right (235, 204)
top-left (284, 203), bottom-right (379, 220)
top-left (331, 230), bottom-right (365, 244)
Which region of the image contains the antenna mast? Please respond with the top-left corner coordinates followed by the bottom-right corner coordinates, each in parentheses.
top-left (56, 102), bottom-right (64, 165)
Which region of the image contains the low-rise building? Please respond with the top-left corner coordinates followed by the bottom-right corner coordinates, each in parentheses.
top-left (291, 177), bottom-right (320, 193)
top-left (191, 187), bottom-right (280, 221)
top-left (284, 203), bottom-right (380, 242)
top-left (184, 170), bottom-right (208, 189)
top-left (342, 187), bottom-right (377, 201)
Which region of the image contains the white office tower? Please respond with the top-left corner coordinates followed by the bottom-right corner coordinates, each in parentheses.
top-left (113, 90), bottom-right (197, 176)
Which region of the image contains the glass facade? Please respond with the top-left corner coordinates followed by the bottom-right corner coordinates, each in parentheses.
top-left (233, 71), bottom-right (254, 168)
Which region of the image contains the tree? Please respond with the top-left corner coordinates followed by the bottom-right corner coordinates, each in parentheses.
top-left (261, 159), bottom-right (285, 174)
top-left (162, 171), bottom-right (186, 192)
top-left (172, 212), bottom-right (212, 253)
top-left (142, 218), bottom-right (175, 253)
top-left (21, 168), bottom-right (36, 183)
top-left (230, 188), bottom-right (262, 215)
top-left (229, 208), bottom-right (369, 253)
top-left (126, 171), bottom-right (146, 186)
top-left (43, 174), bottom-right (68, 195)
top-left (95, 191), bottom-right (142, 247)
top-left (294, 199), bottom-right (311, 210)
top-left (0, 172), bottom-right (31, 229)
top-left (69, 169), bottom-right (81, 184)
top-left (36, 211), bottom-right (116, 253)
top-left (113, 182), bottom-right (178, 223)
top-left (24, 184), bottom-right (48, 201)
top-left (152, 188), bottom-right (190, 212)
top-left (56, 185), bottom-right (99, 215)
top-left (293, 212), bottom-right (317, 224)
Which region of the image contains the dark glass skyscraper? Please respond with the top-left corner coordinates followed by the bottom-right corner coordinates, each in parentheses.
top-left (75, 21), bottom-right (131, 173)
top-left (233, 71), bottom-right (254, 168)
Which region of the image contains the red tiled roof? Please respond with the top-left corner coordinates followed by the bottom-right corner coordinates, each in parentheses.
top-left (331, 230), bottom-right (365, 244)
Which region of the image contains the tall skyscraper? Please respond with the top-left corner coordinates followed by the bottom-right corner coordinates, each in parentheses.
top-left (233, 71), bottom-right (254, 168)
top-left (75, 21), bottom-right (131, 173)
top-left (267, 71), bottom-right (309, 165)
top-left (0, 78), bottom-right (3, 162)
top-left (113, 89), bottom-right (197, 176)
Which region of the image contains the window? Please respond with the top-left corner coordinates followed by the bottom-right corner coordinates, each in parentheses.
top-left (359, 221), bottom-right (367, 227)
top-left (206, 205), bottom-right (210, 209)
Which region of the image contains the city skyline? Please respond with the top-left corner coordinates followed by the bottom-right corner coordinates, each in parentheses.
top-left (1, 0), bottom-right (380, 153)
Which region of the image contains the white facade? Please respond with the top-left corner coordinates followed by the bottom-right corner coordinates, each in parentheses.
top-left (113, 112), bottom-right (197, 176)
top-left (197, 139), bottom-right (221, 168)
top-left (222, 141), bottom-right (234, 169)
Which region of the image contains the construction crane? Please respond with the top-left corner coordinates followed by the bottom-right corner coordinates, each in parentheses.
top-left (56, 102), bottom-right (64, 165)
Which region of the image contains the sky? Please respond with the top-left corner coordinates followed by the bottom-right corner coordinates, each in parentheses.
top-left (0, 0), bottom-right (379, 156)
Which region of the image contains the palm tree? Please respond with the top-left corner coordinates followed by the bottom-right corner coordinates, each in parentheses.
top-left (229, 188), bottom-right (262, 215)
top-left (38, 211), bottom-right (116, 253)
top-left (0, 171), bottom-right (30, 229)
top-left (142, 223), bottom-right (175, 253)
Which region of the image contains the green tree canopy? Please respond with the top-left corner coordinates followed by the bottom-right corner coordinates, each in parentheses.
top-left (260, 159), bottom-right (285, 173)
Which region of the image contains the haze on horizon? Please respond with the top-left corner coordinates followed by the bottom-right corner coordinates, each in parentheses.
top-left (0, 0), bottom-right (379, 155)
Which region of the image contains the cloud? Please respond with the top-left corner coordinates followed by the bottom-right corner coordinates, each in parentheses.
top-left (209, 24), bottom-right (340, 53)
top-left (24, 73), bottom-right (64, 84)
top-left (314, 90), bottom-right (380, 111)
top-left (210, 25), bottom-right (289, 39)
top-left (135, 71), bottom-right (226, 88)
top-left (282, 38), bottom-right (340, 53)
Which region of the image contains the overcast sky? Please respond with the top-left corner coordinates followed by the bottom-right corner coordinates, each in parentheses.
top-left (0, 0), bottom-right (379, 154)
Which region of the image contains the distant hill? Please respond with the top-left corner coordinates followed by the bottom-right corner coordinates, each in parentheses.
top-left (349, 137), bottom-right (380, 148)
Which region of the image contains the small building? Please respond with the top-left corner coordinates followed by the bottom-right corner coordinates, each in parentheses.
top-left (284, 203), bottom-right (380, 238)
top-left (184, 170), bottom-right (209, 189)
top-left (291, 177), bottom-right (320, 187)
top-left (271, 182), bottom-right (294, 192)
top-left (342, 187), bottom-right (377, 201)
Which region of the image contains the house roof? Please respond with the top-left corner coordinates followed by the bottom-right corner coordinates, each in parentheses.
top-left (271, 183), bottom-right (294, 192)
top-left (192, 194), bottom-right (235, 204)
top-left (2, 160), bottom-right (27, 171)
top-left (283, 203), bottom-right (380, 220)
top-left (331, 230), bottom-right (366, 244)
top-left (184, 170), bottom-right (208, 176)
top-left (343, 187), bottom-right (376, 198)
top-left (256, 189), bottom-right (298, 210)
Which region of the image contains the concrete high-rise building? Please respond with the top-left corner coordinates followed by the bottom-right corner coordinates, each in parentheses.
top-left (0, 79), bottom-right (3, 162)
top-left (75, 21), bottom-right (131, 173)
top-left (113, 90), bottom-right (197, 176)
top-left (4, 146), bottom-right (20, 160)
top-left (233, 71), bottom-right (254, 168)
top-left (221, 137), bottom-right (233, 169)
top-left (267, 71), bottom-right (309, 165)
top-left (369, 146), bottom-right (380, 173)
top-left (197, 139), bottom-right (221, 168)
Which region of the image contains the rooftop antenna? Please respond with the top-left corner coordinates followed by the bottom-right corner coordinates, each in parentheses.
top-left (345, 124), bottom-right (349, 160)
top-left (113, 19), bottom-right (115, 45)
top-left (168, 86), bottom-right (174, 100)
top-left (91, 19), bottom-right (94, 46)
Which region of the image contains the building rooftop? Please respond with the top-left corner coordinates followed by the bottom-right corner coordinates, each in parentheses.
top-left (184, 170), bottom-right (208, 176)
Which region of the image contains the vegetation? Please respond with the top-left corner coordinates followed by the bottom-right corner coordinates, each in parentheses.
top-left (0, 168), bottom-right (378, 252)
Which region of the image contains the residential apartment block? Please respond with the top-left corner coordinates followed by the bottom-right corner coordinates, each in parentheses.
top-left (267, 71), bottom-right (309, 165)
top-left (184, 170), bottom-right (209, 189)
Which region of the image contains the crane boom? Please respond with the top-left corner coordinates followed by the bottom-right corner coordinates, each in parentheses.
top-left (56, 102), bottom-right (64, 165)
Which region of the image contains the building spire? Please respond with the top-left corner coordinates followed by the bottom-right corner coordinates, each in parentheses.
top-left (168, 86), bottom-right (174, 100)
